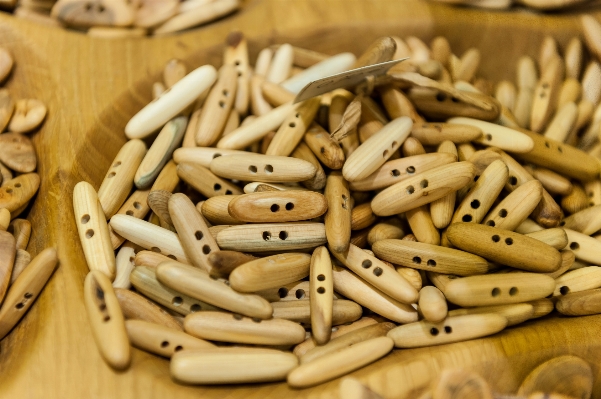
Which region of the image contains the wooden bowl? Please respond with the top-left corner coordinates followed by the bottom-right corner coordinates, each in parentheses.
top-left (1, 1), bottom-right (601, 397)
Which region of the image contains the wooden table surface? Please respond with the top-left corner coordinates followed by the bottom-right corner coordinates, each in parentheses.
top-left (1, 1), bottom-right (601, 398)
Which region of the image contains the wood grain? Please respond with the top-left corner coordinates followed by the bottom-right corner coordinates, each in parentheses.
top-left (3, 2), bottom-right (601, 398)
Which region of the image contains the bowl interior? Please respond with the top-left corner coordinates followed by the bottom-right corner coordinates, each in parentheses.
top-left (0, 3), bottom-right (599, 398)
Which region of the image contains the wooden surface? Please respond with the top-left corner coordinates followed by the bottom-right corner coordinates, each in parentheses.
top-left (2, 1), bottom-right (601, 398)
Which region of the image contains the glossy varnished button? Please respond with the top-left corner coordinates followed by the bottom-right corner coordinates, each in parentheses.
top-left (447, 223), bottom-right (562, 273)
top-left (228, 191), bottom-right (327, 223)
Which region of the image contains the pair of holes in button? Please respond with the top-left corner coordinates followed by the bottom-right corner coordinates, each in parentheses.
top-left (263, 231), bottom-right (288, 240)
top-left (491, 235), bottom-right (513, 245)
top-left (412, 257), bottom-right (437, 267)
top-left (491, 287), bottom-right (518, 297)
top-left (270, 203), bottom-right (295, 212)
top-left (160, 341), bottom-right (184, 352)
top-left (361, 259), bottom-right (383, 277)
top-left (15, 292), bottom-right (33, 310)
top-left (213, 183), bottom-right (233, 195)
top-left (248, 165), bottom-right (274, 174)
top-left (430, 326), bottom-right (452, 336)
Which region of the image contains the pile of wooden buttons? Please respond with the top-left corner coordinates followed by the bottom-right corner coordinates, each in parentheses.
top-left (0, 46), bottom-right (59, 343)
top-left (73, 16), bottom-right (601, 390)
top-left (0, 0), bottom-right (241, 37)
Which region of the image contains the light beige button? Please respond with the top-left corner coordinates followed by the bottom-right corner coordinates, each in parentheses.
top-left (125, 65), bottom-right (216, 139)
top-left (7, 99), bottom-right (47, 133)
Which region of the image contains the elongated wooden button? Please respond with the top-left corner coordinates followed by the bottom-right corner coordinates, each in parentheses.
top-left (96, 139), bottom-right (147, 218)
top-left (287, 336), bottom-right (394, 389)
top-left (450, 159), bottom-right (508, 225)
top-left (206, 250), bottom-right (256, 278)
top-left (342, 116), bottom-right (412, 182)
top-left (135, 116), bottom-right (186, 189)
top-left (443, 273), bottom-right (556, 307)
top-left (255, 280), bottom-right (318, 302)
top-left (387, 313), bottom-right (507, 348)
top-left (0, 132), bottom-right (37, 173)
top-left (530, 56), bottom-right (563, 133)
top-left (171, 347), bottom-right (298, 385)
top-left (554, 266), bottom-right (601, 297)
top-left (448, 303), bottom-right (534, 326)
top-left (349, 152), bottom-right (456, 192)
top-left (411, 122), bottom-right (482, 145)
top-left (526, 165), bottom-right (572, 196)
top-left (332, 265), bottom-right (417, 323)
top-left (10, 249), bottom-right (30, 285)
top-left (448, 117), bottom-right (534, 153)
top-left (272, 299), bottom-right (361, 325)
top-left (515, 128), bottom-right (600, 181)
top-left (83, 270), bottom-right (130, 370)
top-left (525, 228), bottom-right (568, 249)
top-left (114, 288), bottom-right (183, 331)
top-left (561, 205), bottom-right (601, 235)
top-left (0, 247), bottom-right (58, 340)
top-left (125, 65), bottom-right (217, 139)
top-left (482, 180), bottom-right (543, 231)
top-left (0, 230), bottom-right (15, 304)
top-left (301, 322), bottom-right (395, 365)
top-left (372, 239), bottom-right (490, 276)
top-left (228, 191), bottom-right (327, 223)
top-left (177, 162), bottom-right (243, 199)
top-left (492, 149), bottom-right (562, 228)
top-left (447, 223), bottom-right (562, 273)
top-left (407, 84), bottom-right (501, 122)
top-left (184, 311), bottom-right (306, 345)
top-left (7, 218), bottom-right (30, 251)
top-left (418, 286), bottom-right (447, 323)
top-left (201, 195), bottom-right (243, 225)
top-left (309, 246), bottom-right (333, 345)
top-left (332, 243), bottom-right (418, 304)
top-left (108, 189), bottom-right (151, 249)
top-left (168, 193), bottom-right (218, 274)
top-left (126, 319), bottom-right (212, 358)
top-left (134, 250), bottom-right (190, 268)
top-left (303, 123), bottom-right (346, 170)
top-left (244, 182), bottom-right (308, 194)
top-left (73, 181), bottom-right (116, 280)
top-left (217, 102), bottom-right (295, 149)
top-left (210, 153), bottom-right (316, 183)
top-left (556, 288), bottom-right (601, 316)
top-left (215, 223), bottom-right (326, 252)
top-left (564, 229), bottom-right (601, 264)
top-left (156, 261), bottom-right (272, 319)
top-left (371, 162), bottom-right (475, 216)
top-left (266, 97), bottom-right (321, 157)
top-left (229, 253), bottom-right (310, 293)
top-left (113, 245), bottom-right (135, 289)
top-left (130, 266), bottom-right (220, 316)
top-left (173, 147), bottom-right (248, 168)
top-left (109, 214), bottom-right (188, 263)
top-left (194, 65), bottom-right (237, 146)
top-left (224, 31), bottom-right (250, 115)
top-left (324, 172), bottom-right (351, 253)
top-left (0, 173), bottom-right (40, 213)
